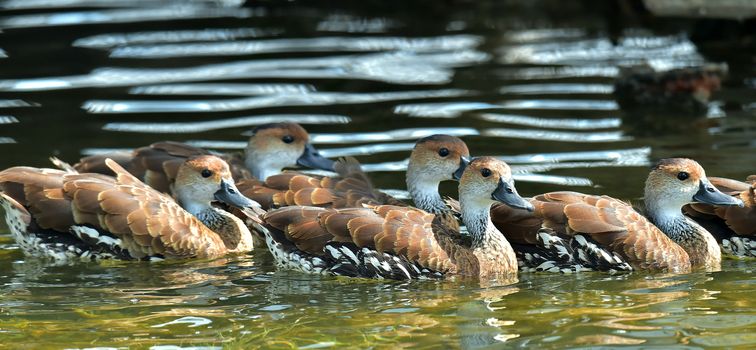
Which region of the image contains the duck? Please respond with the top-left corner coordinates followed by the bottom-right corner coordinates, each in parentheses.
top-left (237, 134), bottom-right (470, 229)
top-left (0, 155), bottom-right (264, 262)
top-left (257, 156), bottom-right (533, 281)
top-left (73, 122), bottom-right (335, 194)
top-left (683, 175), bottom-right (755, 258)
top-left (482, 158), bottom-right (743, 273)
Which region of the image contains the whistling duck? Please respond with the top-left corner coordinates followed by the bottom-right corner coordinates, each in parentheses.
top-left (257, 157), bottom-right (533, 281)
top-left (485, 158), bottom-right (743, 273)
top-left (0, 155), bottom-right (263, 262)
top-left (73, 122), bottom-right (335, 194)
top-left (238, 134), bottom-right (469, 218)
top-left (684, 175), bottom-right (755, 258)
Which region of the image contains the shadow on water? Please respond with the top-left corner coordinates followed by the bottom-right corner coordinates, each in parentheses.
top-left (0, 0), bottom-right (754, 348)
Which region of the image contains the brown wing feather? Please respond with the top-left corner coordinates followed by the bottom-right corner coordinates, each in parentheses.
top-left (61, 160), bottom-right (228, 259)
top-left (240, 158), bottom-right (404, 210)
top-left (533, 191), bottom-right (691, 272)
top-left (0, 167), bottom-right (75, 232)
top-left (264, 204), bottom-right (459, 273)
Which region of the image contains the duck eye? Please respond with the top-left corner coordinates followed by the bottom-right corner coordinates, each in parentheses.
top-left (282, 135), bottom-right (294, 144)
top-left (438, 148), bottom-right (449, 157)
top-left (676, 171), bottom-right (689, 181)
top-left (481, 168), bottom-right (492, 177)
top-left (201, 169), bottom-right (213, 178)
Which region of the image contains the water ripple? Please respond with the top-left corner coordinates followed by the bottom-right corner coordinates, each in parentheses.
top-left (130, 83), bottom-right (315, 96)
top-left (0, 0), bottom-right (245, 10)
top-left (499, 147), bottom-right (650, 164)
top-left (110, 35), bottom-right (482, 58)
top-left (0, 116), bottom-right (19, 124)
top-left (502, 29), bottom-right (587, 43)
top-left (395, 102), bottom-right (497, 118)
top-left (497, 66), bottom-right (619, 80)
top-left (483, 128), bottom-right (631, 142)
top-left (499, 83), bottom-right (614, 95)
top-left (0, 100), bottom-right (37, 108)
top-left (0, 51), bottom-right (488, 91)
top-left (0, 137), bottom-right (16, 144)
top-left (499, 34), bottom-right (703, 69)
top-left (74, 27), bottom-right (283, 49)
top-left (0, 6), bottom-right (258, 29)
top-left (317, 14), bottom-right (398, 33)
top-left (102, 115), bottom-right (350, 133)
top-left (499, 100), bottom-right (618, 111)
top-left (84, 89), bottom-right (469, 113)
top-left (479, 113), bottom-right (620, 130)
top-left (512, 160), bottom-right (651, 174)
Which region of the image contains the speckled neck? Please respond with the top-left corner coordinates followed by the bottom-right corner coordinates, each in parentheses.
top-left (650, 213), bottom-right (721, 269)
top-left (196, 208), bottom-right (253, 251)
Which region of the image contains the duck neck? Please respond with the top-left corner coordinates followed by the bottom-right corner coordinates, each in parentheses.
top-left (460, 197), bottom-right (508, 250)
top-left (406, 170), bottom-right (447, 215)
top-left (195, 207), bottom-right (252, 252)
top-left (645, 197), bottom-right (721, 268)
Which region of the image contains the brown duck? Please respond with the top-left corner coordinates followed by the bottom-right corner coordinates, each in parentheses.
top-left (0, 155), bottom-right (263, 262)
top-left (258, 157), bottom-right (533, 281)
top-left (484, 158), bottom-right (743, 273)
top-left (684, 175), bottom-right (755, 258)
top-left (73, 122), bottom-right (335, 194)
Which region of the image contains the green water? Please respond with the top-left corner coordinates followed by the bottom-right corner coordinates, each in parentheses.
top-left (0, 1), bottom-right (754, 348)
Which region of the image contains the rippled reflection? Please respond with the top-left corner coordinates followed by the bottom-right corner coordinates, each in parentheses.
top-left (0, 6), bottom-right (259, 29)
top-left (130, 83), bottom-right (315, 96)
top-left (74, 27), bottom-right (282, 49)
top-left (484, 128), bottom-right (631, 142)
top-left (0, 51), bottom-right (488, 91)
top-left (480, 113), bottom-right (620, 129)
top-left (110, 35), bottom-right (482, 58)
top-left (85, 89), bottom-right (469, 113)
top-left (102, 114), bottom-right (350, 133)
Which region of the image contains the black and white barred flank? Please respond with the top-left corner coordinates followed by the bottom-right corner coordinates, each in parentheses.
top-left (515, 231), bottom-right (633, 273)
top-left (261, 227), bottom-right (443, 280)
top-left (1, 195), bottom-right (135, 263)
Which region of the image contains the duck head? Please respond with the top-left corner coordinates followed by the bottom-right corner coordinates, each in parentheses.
top-left (459, 156), bottom-right (533, 212)
top-left (244, 122), bottom-right (334, 180)
top-left (407, 134), bottom-right (470, 186)
top-left (645, 158), bottom-right (743, 218)
top-left (175, 155), bottom-right (261, 215)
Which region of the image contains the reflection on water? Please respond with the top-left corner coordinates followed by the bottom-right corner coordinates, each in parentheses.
top-left (0, 0), bottom-right (754, 348)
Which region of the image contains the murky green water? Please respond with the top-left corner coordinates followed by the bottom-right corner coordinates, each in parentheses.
top-left (0, 1), bottom-right (754, 348)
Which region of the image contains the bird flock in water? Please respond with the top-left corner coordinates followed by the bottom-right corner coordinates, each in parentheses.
top-left (0, 122), bottom-right (753, 283)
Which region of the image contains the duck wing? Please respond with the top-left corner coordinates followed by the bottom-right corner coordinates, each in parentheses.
top-left (263, 205), bottom-right (459, 274)
top-left (74, 142), bottom-right (249, 194)
top-left (0, 166), bottom-right (75, 232)
top-left (238, 157), bottom-right (403, 210)
top-left (63, 159), bottom-right (228, 259)
top-left (533, 191), bottom-right (690, 272)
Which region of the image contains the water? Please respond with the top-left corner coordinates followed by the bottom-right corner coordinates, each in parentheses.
top-left (0, 1), bottom-right (754, 348)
